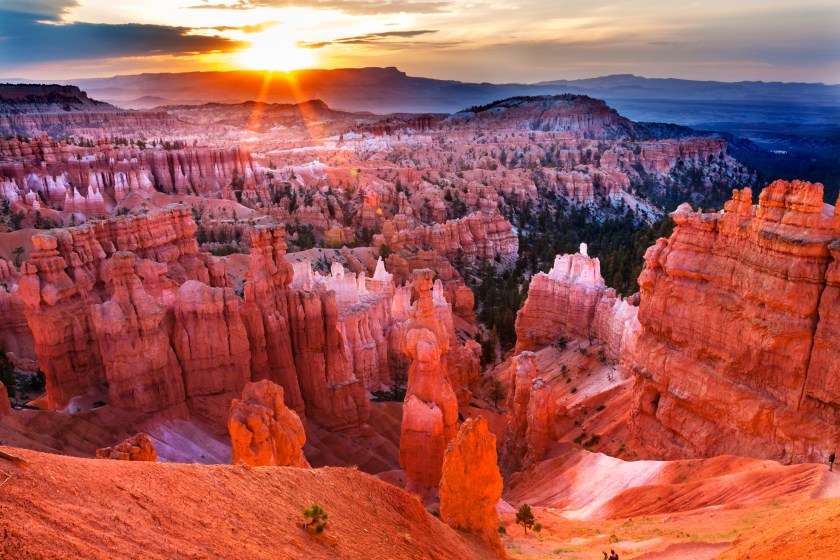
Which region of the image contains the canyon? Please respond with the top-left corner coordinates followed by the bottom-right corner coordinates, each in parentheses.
top-left (1, 82), bottom-right (838, 559)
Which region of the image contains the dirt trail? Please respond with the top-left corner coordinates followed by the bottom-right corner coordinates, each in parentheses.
top-left (633, 542), bottom-right (731, 560)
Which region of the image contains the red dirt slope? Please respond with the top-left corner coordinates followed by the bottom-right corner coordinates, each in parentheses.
top-left (0, 446), bottom-right (495, 560)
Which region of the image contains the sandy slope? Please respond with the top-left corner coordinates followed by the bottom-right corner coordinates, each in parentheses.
top-left (507, 449), bottom-right (828, 520)
top-left (718, 495), bottom-right (840, 559)
top-left (0, 446), bottom-right (496, 560)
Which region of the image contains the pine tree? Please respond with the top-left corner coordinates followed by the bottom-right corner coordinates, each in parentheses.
top-left (516, 503), bottom-right (535, 535)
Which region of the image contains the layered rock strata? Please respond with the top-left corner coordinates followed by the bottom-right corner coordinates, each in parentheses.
top-left (376, 211), bottom-right (518, 262)
top-left (628, 181), bottom-right (840, 462)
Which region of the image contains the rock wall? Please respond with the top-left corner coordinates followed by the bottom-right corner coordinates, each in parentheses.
top-left (0, 137), bottom-right (261, 218)
top-left (376, 211), bottom-right (518, 262)
top-left (228, 380), bottom-right (309, 468)
top-left (17, 206), bottom-right (226, 409)
top-left (628, 181), bottom-right (840, 463)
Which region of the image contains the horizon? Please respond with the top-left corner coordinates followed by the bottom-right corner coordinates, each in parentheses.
top-left (3, 67), bottom-right (839, 88)
top-left (1, 1), bottom-right (838, 84)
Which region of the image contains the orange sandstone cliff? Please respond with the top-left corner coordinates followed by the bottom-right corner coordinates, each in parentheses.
top-left (628, 181), bottom-right (840, 462)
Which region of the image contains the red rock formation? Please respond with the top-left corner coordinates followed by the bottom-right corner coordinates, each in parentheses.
top-left (628, 181), bottom-right (840, 462)
top-left (806, 238), bottom-right (840, 431)
top-left (90, 252), bottom-right (185, 413)
top-left (376, 211), bottom-right (518, 262)
top-left (0, 382), bottom-right (10, 415)
top-left (228, 380), bottom-right (309, 468)
top-left (400, 270), bottom-right (459, 495)
top-left (515, 243), bottom-right (639, 360)
top-left (95, 433), bottom-right (157, 462)
top-left (288, 287), bottom-right (370, 430)
top-left (439, 417), bottom-right (505, 558)
top-left (449, 95), bottom-right (623, 137)
top-left (525, 378), bottom-right (556, 467)
top-left (17, 207), bottom-right (228, 409)
top-left (515, 245), bottom-right (605, 351)
top-left (501, 351), bottom-right (537, 472)
top-left (638, 138), bottom-right (725, 174)
top-left (433, 280), bottom-right (480, 403)
top-left (241, 226), bottom-right (304, 413)
top-left (171, 280), bottom-right (251, 424)
top-left (0, 135), bottom-right (261, 218)
top-left (0, 260), bottom-right (35, 361)
top-left (17, 236), bottom-right (105, 408)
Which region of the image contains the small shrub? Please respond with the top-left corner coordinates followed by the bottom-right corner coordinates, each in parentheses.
top-left (571, 387), bottom-right (578, 394)
top-left (596, 404), bottom-right (606, 412)
top-left (584, 434), bottom-right (601, 447)
top-left (303, 503), bottom-right (329, 534)
top-left (573, 433), bottom-right (586, 445)
top-left (533, 522), bottom-right (543, 534)
top-left (497, 525), bottom-right (507, 535)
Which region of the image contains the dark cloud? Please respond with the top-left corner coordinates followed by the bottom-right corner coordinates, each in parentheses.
top-left (2, 0), bottom-right (79, 20)
top-left (0, 11), bottom-right (246, 65)
top-left (300, 29), bottom-right (438, 49)
top-left (184, 0), bottom-right (451, 15)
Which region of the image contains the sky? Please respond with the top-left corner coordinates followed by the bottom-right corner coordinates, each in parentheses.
top-left (0, 0), bottom-right (838, 83)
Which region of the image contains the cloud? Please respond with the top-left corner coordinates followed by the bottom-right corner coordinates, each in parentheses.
top-left (1, 0), bottom-right (79, 20)
top-left (0, 10), bottom-right (246, 65)
top-left (300, 29), bottom-right (439, 49)
top-left (197, 21), bottom-right (281, 33)
top-left (184, 0), bottom-right (452, 15)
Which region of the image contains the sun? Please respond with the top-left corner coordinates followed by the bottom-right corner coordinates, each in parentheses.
top-left (237, 32), bottom-right (315, 72)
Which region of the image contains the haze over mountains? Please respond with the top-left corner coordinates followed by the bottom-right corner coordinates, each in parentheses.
top-left (57, 67), bottom-right (837, 120)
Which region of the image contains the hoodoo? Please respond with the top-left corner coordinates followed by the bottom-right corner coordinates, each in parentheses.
top-left (228, 380), bottom-right (309, 468)
top-left (440, 417), bottom-right (505, 558)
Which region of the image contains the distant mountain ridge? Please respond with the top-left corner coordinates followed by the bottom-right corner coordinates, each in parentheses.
top-left (0, 84), bottom-right (118, 115)
top-left (537, 73), bottom-right (840, 104)
top-left (60, 67), bottom-right (837, 117)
